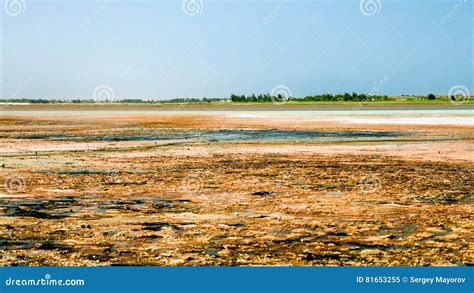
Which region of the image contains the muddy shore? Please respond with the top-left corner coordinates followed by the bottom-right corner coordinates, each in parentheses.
top-left (0, 108), bottom-right (472, 266)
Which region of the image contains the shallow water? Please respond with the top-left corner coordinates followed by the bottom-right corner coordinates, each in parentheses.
top-left (198, 129), bottom-right (405, 143)
top-left (14, 129), bottom-right (407, 143)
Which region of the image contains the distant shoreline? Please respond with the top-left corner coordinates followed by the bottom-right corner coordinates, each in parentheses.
top-left (0, 102), bottom-right (473, 112)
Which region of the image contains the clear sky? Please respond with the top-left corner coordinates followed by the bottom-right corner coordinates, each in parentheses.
top-left (1, 0), bottom-right (472, 100)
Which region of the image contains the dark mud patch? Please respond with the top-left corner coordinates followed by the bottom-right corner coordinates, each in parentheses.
top-left (379, 224), bottom-right (418, 239)
top-left (16, 134), bottom-right (69, 140)
top-left (301, 252), bottom-right (343, 261)
top-left (97, 198), bottom-right (190, 213)
top-left (227, 222), bottom-right (246, 227)
top-left (36, 242), bottom-right (73, 252)
top-left (142, 222), bottom-right (181, 232)
top-left (86, 253), bottom-right (114, 262)
top-left (0, 196), bottom-right (80, 219)
top-left (0, 239), bottom-right (38, 250)
top-left (313, 183), bottom-right (354, 190)
top-left (44, 169), bottom-right (121, 175)
top-left (415, 193), bottom-right (471, 204)
top-left (251, 191), bottom-right (274, 197)
top-left (13, 129), bottom-right (408, 143)
top-left (0, 239), bottom-right (74, 252)
top-left (343, 241), bottom-right (411, 251)
top-left (204, 129), bottom-right (406, 143)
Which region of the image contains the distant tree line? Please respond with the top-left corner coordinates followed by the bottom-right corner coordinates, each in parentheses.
top-left (159, 98), bottom-right (224, 103)
top-left (230, 94), bottom-right (274, 102)
top-left (0, 98), bottom-right (223, 104)
top-left (0, 94), bottom-right (440, 104)
top-left (230, 93), bottom-right (395, 102)
top-left (301, 93), bottom-right (391, 102)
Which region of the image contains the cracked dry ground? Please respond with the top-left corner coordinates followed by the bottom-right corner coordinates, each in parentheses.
top-left (1, 150), bottom-right (473, 266)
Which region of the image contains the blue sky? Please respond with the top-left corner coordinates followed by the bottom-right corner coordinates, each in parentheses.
top-left (1, 0), bottom-right (472, 100)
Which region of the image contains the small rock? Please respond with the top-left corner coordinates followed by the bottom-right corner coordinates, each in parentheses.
top-left (204, 249), bottom-right (219, 257)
